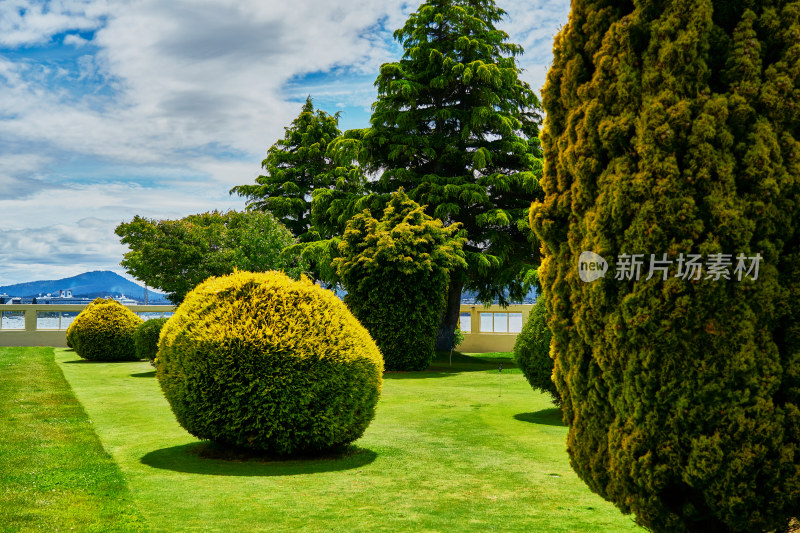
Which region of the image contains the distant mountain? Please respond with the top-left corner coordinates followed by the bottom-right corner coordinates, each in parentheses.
top-left (0, 271), bottom-right (169, 303)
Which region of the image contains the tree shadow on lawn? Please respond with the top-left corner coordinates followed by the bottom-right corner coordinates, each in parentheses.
top-left (131, 370), bottom-right (156, 378)
top-left (61, 358), bottom-right (146, 364)
top-left (514, 408), bottom-right (565, 427)
top-left (140, 442), bottom-right (377, 477)
top-left (383, 371), bottom-right (455, 380)
top-left (384, 351), bottom-right (518, 379)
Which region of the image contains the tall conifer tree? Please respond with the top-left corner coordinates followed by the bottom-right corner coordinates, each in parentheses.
top-left (231, 97), bottom-right (342, 243)
top-left (532, 1), bottom-right (800, 530)
top-left (361, 0), bottom-right (544, 348)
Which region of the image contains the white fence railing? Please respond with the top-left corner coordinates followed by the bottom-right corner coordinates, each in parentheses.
top-left (0, 304), bottom-right (176, 348)
top-left (0, 303), bottom-right (534, 353)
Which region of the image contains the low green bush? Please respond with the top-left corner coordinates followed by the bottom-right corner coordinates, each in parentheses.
top-left (134, 318), bottom-right (170, 364)
top-left (69, 298), bottom-right (143, 361)
top-left (452, 327), bottom-right (465, 351)
top-left (513, 298), bottom-right (558, 406)
top-left (156, 270), bottom-right (384, 455)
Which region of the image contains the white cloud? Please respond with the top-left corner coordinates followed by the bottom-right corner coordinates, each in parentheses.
top-left (0, 0), bottom-right (108, 47)
top-left (0, 0), bottom-right (417, 166)
top-left (499, 0), bottom-right (570, 93)
top-left (63, 33), bottom-right (90, 47)
top-left (89, 0), bottom-right (414, 154)
top-left (76, 53), bottom-right (95, 78)
top-left (0, 217), bottom-right (127, 287)
top-left (0, 180), bottom-right (245, 285)
top-left (0, 180), bottom-right (243, 230)
top-left (0, 0), bottom-right (567, 285)
top-left (1, 0), bottom-right (559, 166)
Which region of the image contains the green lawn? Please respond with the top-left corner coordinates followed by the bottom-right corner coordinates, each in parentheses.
top-left (0, 347), bottom-right (148, 532)
top-left (2, 347), bottom-right (643, 532)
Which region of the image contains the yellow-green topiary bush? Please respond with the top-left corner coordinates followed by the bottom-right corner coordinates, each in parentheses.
top-left (66, 297), bottom-right (107, 349)
top-left (68, 298), bottom-right (143, 361)
top-left (156, 270), bottom-right (384, 455)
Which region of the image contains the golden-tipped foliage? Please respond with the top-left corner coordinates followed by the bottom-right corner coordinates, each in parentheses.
top-left (335, 191), bottom-right (466, 370)
top-left (68, 298), bottom-right (142, 361)
top-left (156, 270), bottom-right (383, 455)
top-left (532, 1), bottom-right (800, 531)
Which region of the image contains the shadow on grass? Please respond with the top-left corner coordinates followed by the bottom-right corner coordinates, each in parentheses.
top-left (514, 408), bottom-right (565, 427)
top-left (383, 351), bottom-right (517, 379)
top-left (131, 370), bottom-right (156, 378)
top-left (383, 371), bottom-right (454, 380)
top-left (140, 442), bottom-right (377, 477)
top-left (61, 359), bottom-right (144, 364)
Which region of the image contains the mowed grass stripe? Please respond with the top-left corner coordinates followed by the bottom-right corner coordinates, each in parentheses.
top-left (0, 347), bottom-right (148, 532)
top-left (55, 347), bottom-right (641, 532)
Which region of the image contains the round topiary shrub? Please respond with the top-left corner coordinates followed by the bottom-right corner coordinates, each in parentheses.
top-left (156, 270), bottom-right (384, 455)
top-left (66, 297), bottom-right (104, 350)
top-left (134, 317), bottom-right (170, 364)
top-left (66, 316), bottom-right (78, 349)
top-left (70, 298), bottom-right (143, 361)
top-left (513, 298), bottom-right (558, 406)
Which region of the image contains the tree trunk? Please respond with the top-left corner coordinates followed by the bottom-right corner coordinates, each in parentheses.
top-left (434, 278), bottom-right (464, 352)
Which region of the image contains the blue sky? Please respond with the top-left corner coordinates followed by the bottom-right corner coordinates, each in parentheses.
top-left (0, 0), bottom-right (569, 286)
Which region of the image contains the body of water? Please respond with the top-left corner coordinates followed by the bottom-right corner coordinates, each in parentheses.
top-left (0, 311), bottom-right (173, 331)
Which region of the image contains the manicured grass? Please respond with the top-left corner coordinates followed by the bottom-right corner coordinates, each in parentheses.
top-left (428, 350), bottom-right (517, 372)
top-left (48, 346), bottom-right (643, 532)
top-left (0, 347), bottom-right (148, 532)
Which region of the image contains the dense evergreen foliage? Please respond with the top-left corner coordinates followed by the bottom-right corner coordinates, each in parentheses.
top-left (230, 97), bottom-right (352, 243)
top-left (156, 271), bottom-right (383, 455)
top-left (531, 1), bottom-right (800, 531)
top-left (134, 318), bottom-right (169, 364)
top-left (315, 0), bottom-right (544, 349)
top-left (116, 210), bottom-right (304, 304)
top-left (513, 298), bottom-right (557, 405)
top-left (335, 191), bottom-right (465, 370)
top-left (68, 298), bottom-right (142, 361)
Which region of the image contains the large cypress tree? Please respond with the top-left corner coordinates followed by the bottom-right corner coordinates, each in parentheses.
top-left (230, 96), bottom-right (342, 243)
top-left (531, 1), bottom-right (800, 531)
top-left (361, 0), bottom-right (544, 349)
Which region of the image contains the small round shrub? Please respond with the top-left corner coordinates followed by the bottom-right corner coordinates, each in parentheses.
top-left (66, 297), bottom-right (104, 350)
top-left (451, 327), bottom-right (464, 351)
top-left (134, 317), bottom-right (170, 364)
top-left (70, 298), bottom-right (143, 361)
top-left (156, 270), bottom-right (384, 455)
top-left (513, 298), bottom-right (559, 406)
top-left (66, 318), bottom-right (77, 349)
